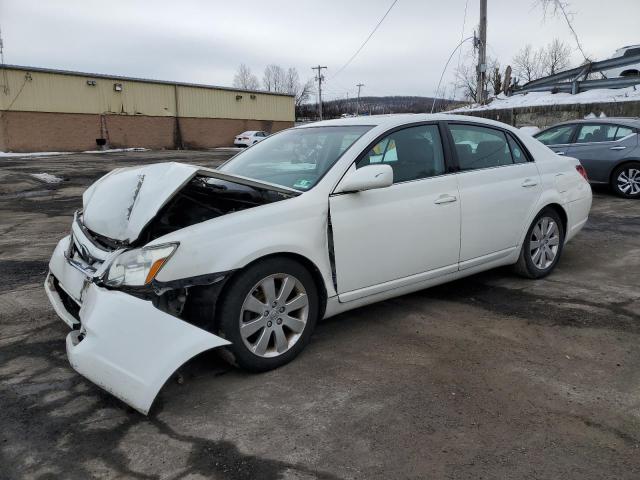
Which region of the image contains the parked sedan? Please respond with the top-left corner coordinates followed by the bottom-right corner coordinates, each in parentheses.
top-left (534, 118), bottom-right (640, 198)
top-left (233, 130), bottom-right (269, 147)
top-left (45, 114), bottom-right (592, 414)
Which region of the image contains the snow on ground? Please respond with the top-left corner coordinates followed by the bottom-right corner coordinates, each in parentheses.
top-left (0, 147), bottom-right (148, 157)
top-left (452, 86), bottom-right (640, 112)
top-left (31, 173), bottom-right (63, 184)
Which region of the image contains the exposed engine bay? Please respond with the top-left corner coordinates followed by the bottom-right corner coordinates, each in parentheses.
top-left (137, 175), bottom-right (294, 246)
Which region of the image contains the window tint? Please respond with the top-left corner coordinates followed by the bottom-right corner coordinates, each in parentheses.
top-left (449, 124), bottom-right (514, 170)
top-left (576, 124), bottom-right (618, 143)
top-left (535, 125), bottom-right (575, 145)
top-left (357, 125), bottom-right (445, 183)
top-left (507, 134), bottom-right (528, 164)
top-left (615, 126), bottom-right (634, 139)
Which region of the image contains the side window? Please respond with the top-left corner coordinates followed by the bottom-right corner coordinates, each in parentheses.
top-left (449, 124), bottom-right (513, 171)
top-left (357, 125), bottom-right (446, 183)
top-left (576, 124), bottom-right (617, 143)
top-left (614, 126), bottom-right (635, 140)
top-left (507, 134), bottom-right (529, 164)
top-left (535, 125), bottom-right (575, 145)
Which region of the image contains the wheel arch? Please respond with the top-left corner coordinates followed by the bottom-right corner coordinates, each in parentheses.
top-left (214, 252), bottom-right (328, 329)
top-left (542, 202), bottom-right (568, 235)
top-left (608, 159), bottom-right (640, 187)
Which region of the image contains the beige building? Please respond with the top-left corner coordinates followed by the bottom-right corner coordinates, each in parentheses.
top-left (0, 65), bottom-right (295, 152)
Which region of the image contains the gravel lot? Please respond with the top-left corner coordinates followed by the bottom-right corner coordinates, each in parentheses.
top-left (1, 150), bottom-right (639, 480)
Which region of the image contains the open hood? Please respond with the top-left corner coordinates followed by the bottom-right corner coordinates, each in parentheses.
top-left (82, 163), bottom-right (198, 244)
top-left (81, 162), bottom-right (298, 244)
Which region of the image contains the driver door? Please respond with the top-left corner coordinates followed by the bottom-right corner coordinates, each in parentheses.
top-left (328, 124), bottom-right (460, 302)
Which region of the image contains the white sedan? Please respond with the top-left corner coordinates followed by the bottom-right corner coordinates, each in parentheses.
top-left (45, 114), bottom-right (592, 414)
top-left (233, 130), bottom-right (268, 147)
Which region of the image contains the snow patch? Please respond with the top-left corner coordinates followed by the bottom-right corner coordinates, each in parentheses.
top-left (31, 173), bottom-right (63, 184)
top-left (451, 86), bottom-right (640, 112)
top-left (0, 147), bottom-right (148, 157)
top-left (0, 151), bottom-right (71, 158)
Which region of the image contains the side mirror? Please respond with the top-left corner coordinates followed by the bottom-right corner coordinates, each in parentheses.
top-left (335, 164), bottom-right (393, 193)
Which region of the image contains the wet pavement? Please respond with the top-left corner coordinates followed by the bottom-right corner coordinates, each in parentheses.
top-left (1, 150), bottom-right (639, 479)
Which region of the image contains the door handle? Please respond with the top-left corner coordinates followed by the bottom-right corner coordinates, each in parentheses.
top-left (522, 179), bottom-right (538, 188)
top-left (434, 194), bottom-right (457, 205)
top-left (556, 151), bottom-right (566, 155)
top-left (610, 146), bottom-right (627, 151)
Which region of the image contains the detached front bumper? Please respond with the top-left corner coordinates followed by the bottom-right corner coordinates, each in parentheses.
top-left (45, 236), bottom-right (230, 415)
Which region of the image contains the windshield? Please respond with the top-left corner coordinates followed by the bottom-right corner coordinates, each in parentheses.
top-left (220, 126), bottom-right (372, 190)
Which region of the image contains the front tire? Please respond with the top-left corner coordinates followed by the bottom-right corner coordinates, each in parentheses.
top-left (217, 258), bottom-right (319, 372)
top-left (611, 163), bottom-right (640, 198)
top-left (514, 208), bottom-right (565, 279)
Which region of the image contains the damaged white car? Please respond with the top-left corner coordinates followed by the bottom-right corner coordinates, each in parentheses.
top-left (45, 114), bottom-right (592, 414)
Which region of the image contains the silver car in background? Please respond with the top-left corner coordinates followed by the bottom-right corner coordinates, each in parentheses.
top-left (535, 118), bottom-right (640, 198)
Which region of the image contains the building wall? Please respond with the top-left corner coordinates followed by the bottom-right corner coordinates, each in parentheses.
top-left (0, 67), bottom-right (295, 151)
top-left (0, 111), bottom-right (292, 151)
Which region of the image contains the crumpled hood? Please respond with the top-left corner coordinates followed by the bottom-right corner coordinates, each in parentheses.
top-left (82, 162), bottom-right (199, 243)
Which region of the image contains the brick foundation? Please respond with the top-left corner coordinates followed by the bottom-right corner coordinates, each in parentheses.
top-left (0, 110), bottom-right (294, 152)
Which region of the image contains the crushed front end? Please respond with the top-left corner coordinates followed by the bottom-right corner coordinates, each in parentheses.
top-left (45, 213), bottom-right (231, 414)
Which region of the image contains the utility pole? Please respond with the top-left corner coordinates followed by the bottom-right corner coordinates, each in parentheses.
top-left (356, 83), bottom-right (364, 115)
top-left (475, 0), bottom-right (488, 104)
top-left (312, 65), bottom-right (327, 120)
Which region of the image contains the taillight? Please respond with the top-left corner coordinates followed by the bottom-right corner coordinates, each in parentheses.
top-left (576, 165), bottom-right (588, 181)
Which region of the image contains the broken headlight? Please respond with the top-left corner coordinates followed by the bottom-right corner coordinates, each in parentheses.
top-left (104, 243), bottom-right (178, 287)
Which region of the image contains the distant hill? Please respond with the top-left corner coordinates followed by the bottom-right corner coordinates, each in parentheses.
top-left (296, 95), bottom-right (465, 120)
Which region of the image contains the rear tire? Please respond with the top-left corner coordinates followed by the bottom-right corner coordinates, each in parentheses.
top-left (514, 208), bottom-right (565, 279)
top-left (217, 258), bottom-right (319, 372)
top-left (611, 162), bottom-right (640, 199)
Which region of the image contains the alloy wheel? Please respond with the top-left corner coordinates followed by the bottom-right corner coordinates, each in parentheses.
top-left (239, 274), bottom-right (309, 358)
top-left (529, 216), bottom-right (560, 270)
top-left (617, 167), bottom-right (640, 196)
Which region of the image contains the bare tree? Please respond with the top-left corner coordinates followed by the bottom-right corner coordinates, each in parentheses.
top-left (542, 38), bottom-right (572, 75)
top-left (453, 55), bottom-right (500, 102)
top-left (233, 64), bottom-right (259, 90)
top-left (263, 64), bottom-right (286, 92)
top-left (534, 0), bottom-right (590, 62)
top-left (294, 78), bottom-right (314, 107)
top-left (490, 67), bottom-right (502, 96)
top-left (512, 44), bottom-right (544, 82)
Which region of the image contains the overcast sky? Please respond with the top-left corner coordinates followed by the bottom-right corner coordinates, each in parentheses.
top-left (2, 0), bottom-right (639, 100)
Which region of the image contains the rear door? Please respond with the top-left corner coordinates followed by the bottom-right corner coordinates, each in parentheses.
top-left (565, 124), bottom-right (639, 183)
top-left (447, 123), bottom-right (542, 268)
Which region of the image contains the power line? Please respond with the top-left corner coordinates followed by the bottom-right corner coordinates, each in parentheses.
top-left (452, 0), bottom-right (470, 100)
top-left (431, 36), bottom-right (474, 113)
top-left (330, 0), bottom-right (399, 79)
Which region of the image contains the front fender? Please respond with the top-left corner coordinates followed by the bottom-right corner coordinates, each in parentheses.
top-left (153, 197), bottom-right (336, 296)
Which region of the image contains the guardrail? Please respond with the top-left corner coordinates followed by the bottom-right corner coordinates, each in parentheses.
top-left (513, 53), bottom-right (640, 95)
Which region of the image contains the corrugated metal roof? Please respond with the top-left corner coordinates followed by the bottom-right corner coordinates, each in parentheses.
top-left (0, 64), bottom-right (295, 98)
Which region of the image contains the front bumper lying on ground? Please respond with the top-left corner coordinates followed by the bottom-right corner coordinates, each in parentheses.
top-left (45, 236), bottom-right (231, 415)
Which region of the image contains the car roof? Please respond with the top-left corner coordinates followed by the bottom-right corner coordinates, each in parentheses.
top-left (543, 117), bottom-right (640, 130)
top-left (295, 113), bottom-right (517, 131)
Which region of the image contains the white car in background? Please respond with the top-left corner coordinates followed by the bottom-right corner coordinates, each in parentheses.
top-left (45, 114), bottom-right (592, 414)
top-left (234, 130), bottom-right (269, 147)
top-left (606, 45), bottom-right (640, 78)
